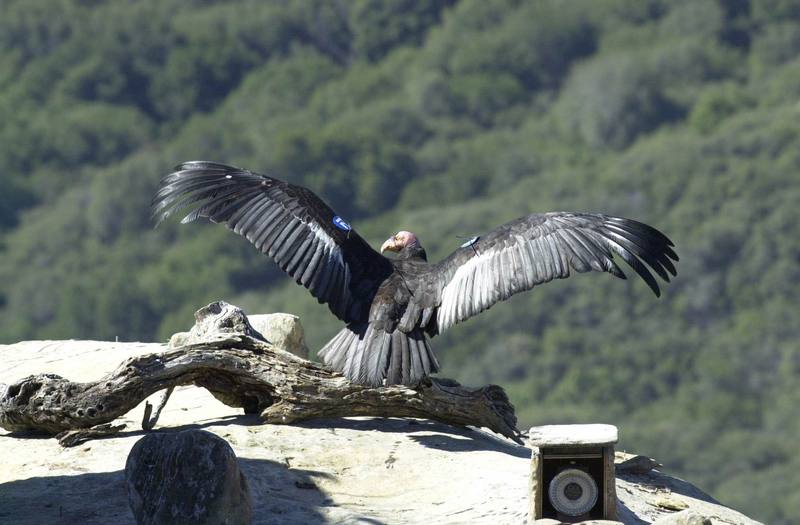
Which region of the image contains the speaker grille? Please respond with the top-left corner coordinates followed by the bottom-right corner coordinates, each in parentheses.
top-left (548, 468), bottom-right (598, 516)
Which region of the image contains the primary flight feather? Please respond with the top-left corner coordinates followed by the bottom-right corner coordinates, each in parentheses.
top-left (153, 161), bottom-right (678, 386)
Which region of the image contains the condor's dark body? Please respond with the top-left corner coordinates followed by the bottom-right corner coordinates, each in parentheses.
top-left (153, 161), bottom-right (678, 387)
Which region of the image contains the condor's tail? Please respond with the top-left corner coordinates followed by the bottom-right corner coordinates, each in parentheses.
top-left (318, 323), bottom-right (439, 387)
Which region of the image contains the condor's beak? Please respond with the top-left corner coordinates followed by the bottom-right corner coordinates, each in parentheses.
top-left (381, 236), bottom-right (399, 253)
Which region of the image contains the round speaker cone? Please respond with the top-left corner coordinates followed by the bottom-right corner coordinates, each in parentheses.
top-left (548, 468), bottom-right (598, 516)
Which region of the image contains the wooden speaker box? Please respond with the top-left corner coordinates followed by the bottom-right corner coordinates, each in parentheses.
top-left (528, 424), bottom-right (618, 523)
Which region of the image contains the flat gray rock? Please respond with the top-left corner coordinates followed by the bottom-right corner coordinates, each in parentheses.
top-left (528, 424), bottom-right (619, 446)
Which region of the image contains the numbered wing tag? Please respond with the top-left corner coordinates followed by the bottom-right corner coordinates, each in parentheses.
top-left (460, 236), bottom-right (480, 248)
top-left (332, 215), bottom-right (352, 231)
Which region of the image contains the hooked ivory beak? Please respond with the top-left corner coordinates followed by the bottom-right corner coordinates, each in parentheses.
top-left (381, 236), bottom-right (398, 253)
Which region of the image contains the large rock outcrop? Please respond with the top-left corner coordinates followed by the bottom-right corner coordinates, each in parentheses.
top-left (0, 336), bottom-right (761, 524)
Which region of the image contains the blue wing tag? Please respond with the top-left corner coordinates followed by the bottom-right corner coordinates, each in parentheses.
top-left (460, 236), bottom-right (480, 248)
top-left (332, 216), bottom-right (352, 231)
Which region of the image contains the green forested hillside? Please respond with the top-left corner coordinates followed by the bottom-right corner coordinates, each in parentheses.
top-left (1, 1), bottom-right (798, 521)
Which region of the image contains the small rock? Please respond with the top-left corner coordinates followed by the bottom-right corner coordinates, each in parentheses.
top-left (652, 493), bottom-right (689, 511)
top-left (247, 313), bottom-right (309, 358)
top-left (652, 509), bottom-right (712, 525)
top-left (616, 454), bottom-right (661, 474)
top-left (169, 301), bottom-right (265, 348)
top-left (294, 480), bottom-right (317, 490)
top-left (125, 429), bottom-right (252, 525)
top-left (168, 331), bottom-right (189, 348)
top-left (167, 302), bottom-right (310, 358)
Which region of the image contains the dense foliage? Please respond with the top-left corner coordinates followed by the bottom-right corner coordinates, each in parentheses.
top-left (1, 1), bottom-right (798, 521)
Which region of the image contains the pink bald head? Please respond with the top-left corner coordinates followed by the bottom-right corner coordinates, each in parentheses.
top-left (380, 230), bottom-right (419, 253)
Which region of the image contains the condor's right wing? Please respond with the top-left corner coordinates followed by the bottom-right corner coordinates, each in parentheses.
top-left (152, 161), bottom-right (393, 323)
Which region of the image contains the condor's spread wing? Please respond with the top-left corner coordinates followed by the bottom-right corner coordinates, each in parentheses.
top-left (431, 212), bottom-right (678, 333)
top-left (152, 161), bottom-right (392, 322)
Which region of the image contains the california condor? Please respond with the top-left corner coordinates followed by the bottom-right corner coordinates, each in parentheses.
top-left (152, 162), bottom-right (678, 386)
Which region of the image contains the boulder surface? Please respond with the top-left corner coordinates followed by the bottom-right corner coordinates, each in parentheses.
top-left (0, 339), bottom-right (762, 525)
top-left (125, 429), bottom-right (251, 525)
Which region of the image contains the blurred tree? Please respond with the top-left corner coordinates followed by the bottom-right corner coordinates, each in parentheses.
top-left (350, 0), bottom-right (455, 61)
top-left (557, 54), bottom-right (678, 149)
top-left (689, 83), bottom-right (754, 133)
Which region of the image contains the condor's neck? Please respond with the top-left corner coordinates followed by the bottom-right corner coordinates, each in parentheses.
top-left (396, 244), bottom-right (427, 262)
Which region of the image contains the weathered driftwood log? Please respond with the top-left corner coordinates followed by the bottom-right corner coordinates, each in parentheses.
top-left (0, 302), bottom-right (520, 445)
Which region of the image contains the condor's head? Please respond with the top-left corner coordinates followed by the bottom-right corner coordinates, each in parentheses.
top-left (380, 231), bottom-right (427, 261)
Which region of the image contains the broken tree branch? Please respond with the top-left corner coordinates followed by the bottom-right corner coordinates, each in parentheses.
top-left (56, 423), bottom-right (128, 447)
top-left (142, 386), bottom-right (174, 431)
top-left (0, 302), bottom-right (520, 445)
top-left (0, 339), bottom-right (519, 442)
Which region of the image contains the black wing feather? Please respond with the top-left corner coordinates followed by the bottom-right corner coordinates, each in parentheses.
top-left (152, 161), bottom-right (392, 322)
top-left (429, 212), bottom-right (678, 333)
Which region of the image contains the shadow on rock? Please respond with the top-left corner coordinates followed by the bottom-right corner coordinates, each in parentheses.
top-left (0, 455), bottom-right (378, 525)
top-left (0, 470), bottom-right (133, 525)
top-left (618, 468), bottom-right (720, 504)
top-left (296, 416), bottom-right (530, 458)
top-left (238, 457), bottom-right (385, 525)
top-left (616, 500), bottom-right (648, 525)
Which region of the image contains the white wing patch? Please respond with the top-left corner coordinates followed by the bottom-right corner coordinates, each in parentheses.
top-left (436, 234), bottom-right (574, 332)
top-left (308, 221), bottom-right (338, 255)
top-left (308, 220), bottom-right (349, 293)
top-left (437, 247), bottom-right (500, 332)
top-left (432, 214), bottom-right (676, 333)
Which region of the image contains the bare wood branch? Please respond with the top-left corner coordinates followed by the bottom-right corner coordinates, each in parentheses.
top-left (0, 336), bottom-right (520, 444)
top-left (56, 423), bottom-right (128, 447)
top-left (142, 386), bottom-right (174, 431)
